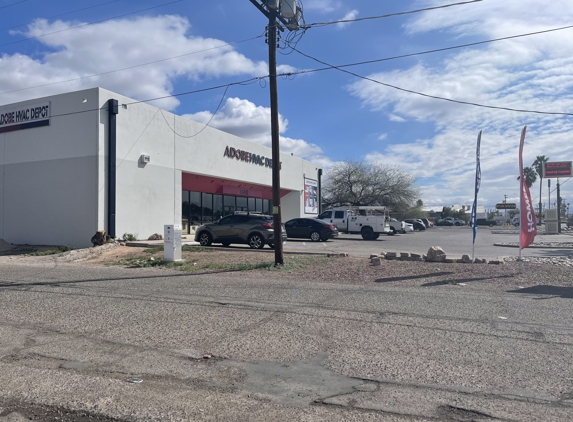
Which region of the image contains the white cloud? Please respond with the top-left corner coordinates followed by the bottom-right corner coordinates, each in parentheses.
top-left (336, 10), bottom-right (358, 30)
top-left (0, 15), bottom-right (268, 109)
top-left (346, 0), bottom-right (573, 208)
top-left (183, 97), bottom-right (329, 163)
top-left (378, 133), bottom-right (387, 141)
top-left (388, 114), bottom-right (406, 122)
top-left (304, 0), bottom-right (341, 14)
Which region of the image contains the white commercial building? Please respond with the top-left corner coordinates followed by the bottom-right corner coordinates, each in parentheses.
top-left (0, 88), bottom-right (322, 248)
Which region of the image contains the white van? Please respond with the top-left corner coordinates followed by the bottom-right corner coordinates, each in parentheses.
top-left (511, 216), bottom-right (519, 226)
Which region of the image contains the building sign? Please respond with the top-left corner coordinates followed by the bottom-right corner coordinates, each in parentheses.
top-left (304, 178), bottom-right (318, 214)
top-left (0, 101), bottom-right (51, 134)
top-left (544, 161), bottom-right (572, 178)
top-left (496, 203), bottom-right (517, 210)
top-left (224, 146), bottom-right (273, 168)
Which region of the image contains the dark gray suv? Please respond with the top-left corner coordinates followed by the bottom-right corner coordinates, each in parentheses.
top-left (194, 213), bottom-right (287, 249)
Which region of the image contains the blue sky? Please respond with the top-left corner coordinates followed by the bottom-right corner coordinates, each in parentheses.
top-left (1, 0), bottom-right (572, 213)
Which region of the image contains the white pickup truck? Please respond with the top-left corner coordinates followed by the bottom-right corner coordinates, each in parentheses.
top-left (317, 207), bottom-right (391, 240)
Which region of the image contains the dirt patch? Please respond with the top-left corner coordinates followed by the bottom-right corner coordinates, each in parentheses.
top-left (2, 243), bottom-right (572, 289)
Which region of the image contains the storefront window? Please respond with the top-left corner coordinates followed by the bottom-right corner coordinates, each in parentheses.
top-left (223, 195), bottom-right (235, 216)
top-left (202, 193), bottom-right (213, 222)
top-left (236, 196), bottom-right (247, 211)
top-left (213, 195), bottom-right (223, 221)
top-left (189, 192), bottom-right (202, 225)
top-left (263, 199), bottom-right (270, 215)
top-left (183, 189), bottom-right (272, 224)
top-left (182, 191), bottom-right (190, 234)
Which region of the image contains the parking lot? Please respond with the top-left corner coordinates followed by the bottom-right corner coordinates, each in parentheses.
top-left (281, 225), bottom-right (573, 259)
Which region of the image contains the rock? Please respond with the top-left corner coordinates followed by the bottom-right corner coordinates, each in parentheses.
top-left (91, 230), bottom-right (106, 246)
top-left (426, 246), bottom-right (446, 262)
top-left (371, 257), bottom-right (381, 266)
top-left (462, 254), bottom-right (472, 263)
top-left (489, 260), bottom-right (504, 265)
top-left (411, 253), bottom-right (421, 259)
top-left (385, 252), bottom-right (397, 258)
top-left (148, 233), bottom-right (163, 240)
top-left (369, 254), bottom-right (380, 259)
top-left (400, 252), bottom-right (410, 258)
top-left (445, 258), bottom-right (456, 263)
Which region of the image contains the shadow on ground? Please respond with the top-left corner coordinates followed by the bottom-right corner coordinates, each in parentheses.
top-left (508, 285), bottom-right (573, 299)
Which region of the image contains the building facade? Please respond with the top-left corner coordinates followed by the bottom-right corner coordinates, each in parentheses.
top-left (0, 88), bottom-right (322, 248)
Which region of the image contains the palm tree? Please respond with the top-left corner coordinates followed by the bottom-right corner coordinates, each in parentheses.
top-left (517, 166), bottom-right (537, 188)
top-left (533, 155), bottom-right (549, 225)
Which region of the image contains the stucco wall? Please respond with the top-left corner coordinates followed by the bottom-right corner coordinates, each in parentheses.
top-left (0, 89), bottom-right (100, 248)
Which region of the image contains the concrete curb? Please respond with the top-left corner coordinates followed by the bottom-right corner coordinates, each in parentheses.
top-left (493, 243), bottom-right (573, 249)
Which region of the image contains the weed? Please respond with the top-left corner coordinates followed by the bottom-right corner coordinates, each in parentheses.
top-left (28, 246), bottom-right (72, 256)
top-left (122, 233), bottom-right (139, 242)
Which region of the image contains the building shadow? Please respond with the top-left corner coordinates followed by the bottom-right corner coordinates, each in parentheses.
top-left (375, 272), bottom-right (454, 283)
top-left (507, 285), bottom-right (573, 299)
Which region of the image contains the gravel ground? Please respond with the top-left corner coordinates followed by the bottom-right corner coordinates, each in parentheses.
top-left (2, 243), bottom-right (571, 289)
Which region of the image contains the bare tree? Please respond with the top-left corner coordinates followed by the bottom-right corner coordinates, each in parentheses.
top-left (322, 160), bottom-right (420, 210)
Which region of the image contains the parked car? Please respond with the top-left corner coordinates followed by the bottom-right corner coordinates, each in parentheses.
top-left (436, 219), bottom-right (454, 226)
top-left (443, 217), bottom-right (465, 226)
top-left (402, 222), bottom-right (414, 233)
top-left (387, 218), bottom-right (405, 235)
top-left (471, 218), bottom-right (498, 227)
top-left (421, 218), bottom-right (433, 228)
top-left (285, 218), bottom-right (339, 241)
top-left (404, 219), bottom-right (426, 231)
top-left (194, 212), bottom-right (286, 249)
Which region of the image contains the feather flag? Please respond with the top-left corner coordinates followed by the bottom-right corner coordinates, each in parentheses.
top-left (518, 126), bottom-right (537, 250)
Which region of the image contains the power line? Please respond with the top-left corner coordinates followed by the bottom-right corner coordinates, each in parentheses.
top-left (291, 47), bottom-right (573, 116)
top-left (307, 0), bottom-right (484, 28)
top-left (159, 84), bottom-right (230, 138)
top-left (0, 0), bottom-right (185, 48)
top-left (297, 25), bottom-right (573, 73)
top-left (0, 33), bottom-right (264, 97)
top-left (0, 0), bottom-right (123, 32)
top-left (0, 0), bottom-right (30, 10)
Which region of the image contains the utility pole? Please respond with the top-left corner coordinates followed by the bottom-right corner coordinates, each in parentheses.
top-left (504, 194), bottom-right (508, 225)
top-left (249, 0), bottom-right (301, 265)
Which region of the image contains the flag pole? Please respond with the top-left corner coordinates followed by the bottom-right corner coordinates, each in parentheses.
top-left (471, 130), bottom-right (482, 264)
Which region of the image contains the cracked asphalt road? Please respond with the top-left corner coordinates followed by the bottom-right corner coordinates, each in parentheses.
top-left (1, 260), bottom-right (573, 421)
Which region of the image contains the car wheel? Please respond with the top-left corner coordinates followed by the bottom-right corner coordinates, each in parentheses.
top-left (361, 227), bottom-right (375, 240)
top-left (387, 228), bottom-right (396, 236)
top-left (248, 233), bottom-right (265, 249)
top-left (268, 243), bottom-right (274, 249)
top-left (310, 231), bottom-right (321, 242)
top-left (198, 232), bottom-right (212, 246)
top-left (489, 223), bottom-right (494, 227)
top-left (222, 242), bottom-right (231, 247)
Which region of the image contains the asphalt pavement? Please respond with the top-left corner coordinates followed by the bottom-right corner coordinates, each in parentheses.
top-left (0, 261), bottom-right (572, 421)
top-left (250, 225), bottom-right (572, 259)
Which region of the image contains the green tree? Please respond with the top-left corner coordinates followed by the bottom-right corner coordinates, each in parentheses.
top-left (533, 155), bottom-right (549, 225)
top-left (322, 160), bottom-right (420, 209)
top-left (517, 166), bottom-right (537, 188)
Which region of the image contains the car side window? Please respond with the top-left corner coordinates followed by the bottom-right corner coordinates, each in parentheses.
top-left (219, 216), bottom-right (236, 225)
top-left (334, 211), bottom-right (345, 219)
top-left (285, 220), bottom-right (296, 228)
top-left (319, 211), bottom-right (332, 219)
